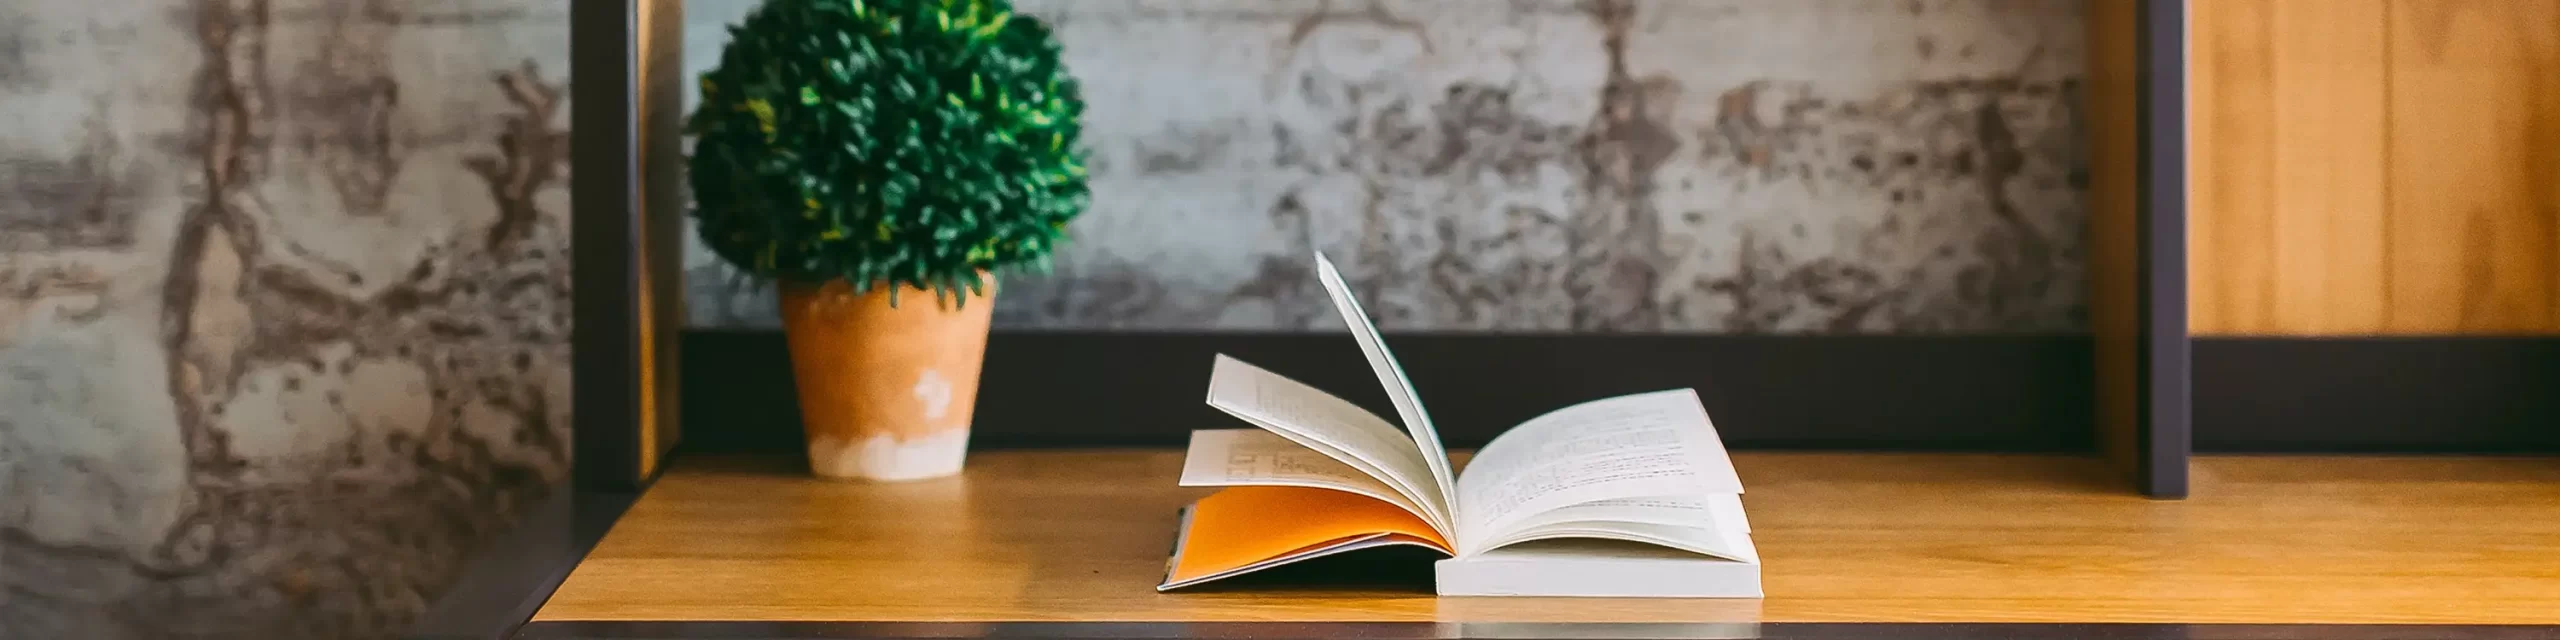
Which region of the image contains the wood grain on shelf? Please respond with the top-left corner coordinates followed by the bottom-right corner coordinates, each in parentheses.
top-left (536, 451), bottom-right (2560, 624)
top-left (2084, 0), bottom-right (2142, 481)
top-left (2191, 0), bottom-right (2560, 335)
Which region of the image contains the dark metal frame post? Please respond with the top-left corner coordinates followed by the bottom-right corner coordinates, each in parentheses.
top-left (572, 0), bottom-right (685, 492)
top-left (2137, 0), bottom-right (2191, 498)
top-left (571, 0), bottom-right (644, 492)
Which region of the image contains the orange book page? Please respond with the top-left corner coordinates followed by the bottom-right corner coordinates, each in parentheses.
top-left (1165, 486), bottom-right (1451, 585)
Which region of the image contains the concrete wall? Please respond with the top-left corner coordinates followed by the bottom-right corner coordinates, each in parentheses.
top-left (0, 2), bottom-right (569, 637)
top-left (0, 0), bottom-right (2087, 637)
top-left (685, 0), bottom-right (2094, 334)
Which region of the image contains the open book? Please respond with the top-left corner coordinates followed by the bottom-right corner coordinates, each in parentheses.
top-left (1159, 253), bottom-right (1761, 598)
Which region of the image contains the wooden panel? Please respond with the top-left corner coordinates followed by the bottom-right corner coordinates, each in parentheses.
top-left (2086, 0), bottom-right (2143, 485)
top-left (2268, 1), bottom-right (2391, 334)
top-left (537, 452), bottom-right (2560, 624)
top-left (2386, 0), bottom-right (2560, 333)
top-left (2190, 0), bottom-right (2274, 333)
top-left (2191, 0), bottom-right (2560, 335)
top-left (639, 0), bottom-right (688, 478)
top-left (2190, 0), bottom-right (2391, 335)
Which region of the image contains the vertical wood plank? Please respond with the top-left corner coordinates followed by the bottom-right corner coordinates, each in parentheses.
top-left (2269, 1), bottom-right (2391, 334)
top-left (2386, 0), bottom-right (2560, 333)
top-left (636, 0), bottom-right (662, 482)
top-left (2085, 0), bottom-right (2142, 486)
top-left (2190, 0), bottom-right (2276, 333)
top-left (2190, 0), bottom-right (2391, 336)
top-left (641, 0), bottom-right (690, 479)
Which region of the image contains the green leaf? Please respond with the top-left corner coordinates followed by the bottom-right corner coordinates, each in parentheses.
top-left (974, 12), bottom-right (1010, 39)
top-left (684, 0), bottom-right (1087, 293)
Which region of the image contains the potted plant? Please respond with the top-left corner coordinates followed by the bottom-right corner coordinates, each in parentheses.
top-left (687, 0), bottom-right (1089, 481)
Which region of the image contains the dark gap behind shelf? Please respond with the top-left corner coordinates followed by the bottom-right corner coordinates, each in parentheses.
top-left (2191, 337), bottom-right (2560, 454)
top-left (680, 331), bottom-right (2560, 455)
top-left (679, 330), bottom-right (2099, 454)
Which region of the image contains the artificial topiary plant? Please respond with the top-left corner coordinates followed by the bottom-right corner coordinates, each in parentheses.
top-left (687, 0), bottom-right (1088, 307)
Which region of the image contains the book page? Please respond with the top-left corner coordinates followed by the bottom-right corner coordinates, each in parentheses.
top-left (1311, 252), bottom-right (1459, 514)
top-left (1452, 389), bottom-right (1741, 551)
top-left (1476, 519), bottom-right (1758, 564)
top-left (1177, 429), bottom-right (1431, 521)
top-left (1206, 354), bottom-right (1453, 534)
top-left (1488, 495), bottom-right (1748, 534)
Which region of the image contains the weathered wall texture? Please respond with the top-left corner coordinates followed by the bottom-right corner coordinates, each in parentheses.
top-left (0, 1), bottom-right (570, 637)
top-left (2, 0), bottom-right (2088, 636)
top-left (683, 0), bottom-right (2093, 333)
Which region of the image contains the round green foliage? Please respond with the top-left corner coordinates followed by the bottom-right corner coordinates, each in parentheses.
top-left (688, 0), bottom-right (1089, 305)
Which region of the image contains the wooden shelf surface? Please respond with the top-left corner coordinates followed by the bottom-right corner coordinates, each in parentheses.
top-left (534, 452), bottom-right (2560, 624)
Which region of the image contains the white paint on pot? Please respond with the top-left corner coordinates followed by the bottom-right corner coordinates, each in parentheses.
top-left (912, 368), bottom-right (953, 420)
top-left (808, 428), bottom-right (970, 482)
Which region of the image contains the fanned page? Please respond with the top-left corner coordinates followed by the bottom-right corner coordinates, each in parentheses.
top-left (1203, 355), bottom-right (1454, 535)
top-left (1451, 389), bottom-right (1744, 556)
top-left (1310, 253), bottom-right (1460, 515)
top-left (1177, 428), bottom-right (1432, 522)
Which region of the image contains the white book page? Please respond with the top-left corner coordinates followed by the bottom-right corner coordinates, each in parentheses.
top-left (1205, 354), bottom-right (1453, 534)
top-left (1477, 520), bottom-right (1758, 564)
top-left (1311, 253), bottom-right (1459, 514)
top-left (1452, 389), bottom-right (1741, 552)
top-left (1708, 493), bottom-right (1750, 534)
top-left (1177, 428), bottom-right (1432, 523)
top-left (1488, 495), bottom-right (1748, 534)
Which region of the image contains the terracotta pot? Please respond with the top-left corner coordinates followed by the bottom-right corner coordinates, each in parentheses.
top-left (777, 277), bottom-right (994, 481)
